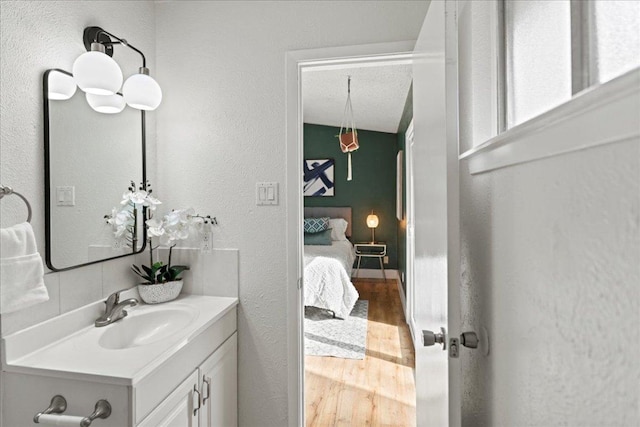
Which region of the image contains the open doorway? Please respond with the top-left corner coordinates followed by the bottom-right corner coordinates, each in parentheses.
top-left (287, 4), bottom-right (458, 425)
top-left (299, 57), bottom-right (417, 425)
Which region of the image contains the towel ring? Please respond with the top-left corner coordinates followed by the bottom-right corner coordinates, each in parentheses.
top-left (0, 185), bottom-right (32, 223)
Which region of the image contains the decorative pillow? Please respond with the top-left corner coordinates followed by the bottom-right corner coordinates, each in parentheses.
top-left (328, 218), bottom-right (348, 241)
top-left (304, 217), bottom-right (330, 234)
top-left (304, 229), bottom-right (332, 245)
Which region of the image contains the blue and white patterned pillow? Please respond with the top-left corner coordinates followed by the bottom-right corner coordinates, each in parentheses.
top-left (304, 217), bottom-right (330, 233)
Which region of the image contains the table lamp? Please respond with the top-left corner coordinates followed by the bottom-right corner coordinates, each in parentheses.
top-left (366, 211), bottom-right (379, 243)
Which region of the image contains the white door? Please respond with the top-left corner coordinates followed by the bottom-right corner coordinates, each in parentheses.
top-left (411, 1), bottom-right (461, 425)
top-left (199, 333), bottom-right (238, 427)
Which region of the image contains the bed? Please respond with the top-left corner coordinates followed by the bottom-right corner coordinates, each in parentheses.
top-left (303, 207), bottom-right (359, 319)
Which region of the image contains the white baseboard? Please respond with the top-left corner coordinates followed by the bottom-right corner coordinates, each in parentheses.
top-left (352, 268), bottom-right (398, 280)
top-left (395, 276), bottom-right (419, 350)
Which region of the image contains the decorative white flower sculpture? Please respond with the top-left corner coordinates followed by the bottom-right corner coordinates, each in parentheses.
top-left (106, 181), bottom-right (216, 285)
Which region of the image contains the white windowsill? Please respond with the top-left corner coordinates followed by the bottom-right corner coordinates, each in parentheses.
top-left (459, 68), bottom-right (640, 174)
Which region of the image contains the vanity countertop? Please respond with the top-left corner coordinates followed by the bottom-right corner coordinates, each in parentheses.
top-left (1, 294), bottom-right (237, 385)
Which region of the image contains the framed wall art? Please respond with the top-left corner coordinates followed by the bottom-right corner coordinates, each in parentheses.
top-left (303, 158), bottom-right (335, 197)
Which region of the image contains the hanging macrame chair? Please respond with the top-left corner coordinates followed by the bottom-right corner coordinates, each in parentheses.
top-left (338, 76), bottom-right (359, 181)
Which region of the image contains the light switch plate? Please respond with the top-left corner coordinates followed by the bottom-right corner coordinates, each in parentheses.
top-left (56, 186), bottom-right (75, 206)
top-left (256, 182), bottom-right (278, 206)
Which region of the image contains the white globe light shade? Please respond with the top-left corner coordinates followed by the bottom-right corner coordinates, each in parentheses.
top-left (122, 73), bottom-right (162, 110)
top-left (72, 51), bottom-right (123, 95)
top-left (48, 71), bottom-right (77, 100)
top-left (366, 214), bottom-right (379, 228)
top-left (86, 93), bottom-right (125, 114)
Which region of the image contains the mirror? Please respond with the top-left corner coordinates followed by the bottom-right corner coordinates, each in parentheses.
top-left (44, 69), bottom-right (146, 271)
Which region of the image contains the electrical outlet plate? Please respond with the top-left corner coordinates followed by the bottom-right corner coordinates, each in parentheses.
top-left (200, 230), bottom-right (212, 253)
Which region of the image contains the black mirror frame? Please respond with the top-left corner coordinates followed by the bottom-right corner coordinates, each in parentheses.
top-left (43, 68), bottom-right (147, 272)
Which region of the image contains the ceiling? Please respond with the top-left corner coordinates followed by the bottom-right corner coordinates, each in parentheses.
top-left (302, 64), bottom-right (412, 134)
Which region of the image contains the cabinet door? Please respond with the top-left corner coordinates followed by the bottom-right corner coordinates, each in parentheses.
top-left (199, 333), bottom-right (238, 427)
top-left (138, 371), bottom-right (200, 427)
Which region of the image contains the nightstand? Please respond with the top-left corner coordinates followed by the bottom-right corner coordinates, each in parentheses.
top-left (353, 242), bottom-right (387, 280)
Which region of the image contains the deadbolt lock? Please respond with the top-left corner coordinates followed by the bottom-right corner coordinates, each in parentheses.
top-left (460, 331), bottom-right (479, 349)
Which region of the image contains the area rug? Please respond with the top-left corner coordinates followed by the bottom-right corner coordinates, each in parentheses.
top-left (304, 300), bottom-right (368, 360)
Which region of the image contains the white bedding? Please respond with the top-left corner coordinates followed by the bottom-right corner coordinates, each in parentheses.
top-left (303, 240), bottom-right (359, 319)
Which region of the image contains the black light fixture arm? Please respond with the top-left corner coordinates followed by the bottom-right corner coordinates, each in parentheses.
top-left (84, 26), bottom-right (146, 68)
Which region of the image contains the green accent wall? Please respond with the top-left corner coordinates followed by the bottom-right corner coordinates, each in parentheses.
top-left (304, 123), bottom-right (398, 270)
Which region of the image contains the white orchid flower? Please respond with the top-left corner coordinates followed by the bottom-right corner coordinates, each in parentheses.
top-left (145, 195), bottom-right (162, 211)
top-left (106, 207), bottom-right (118, 225)
top-left (114, 209), bottom-right (132, 226)
top-left (180, 208), bottom-right (195, 223)
top-left (164, 210), bottom-right (182, 227)
top-left (114, 225), bottom-right (128, 237)
top-left (120, 191), bottom-right (132, 205)
top-left (146, 218), bottom-right (165, 237)
top-left (175, 227), bottom-right (190, 240)
top-left (159, 233), bottom-right (174, 246)
top-left (120, 190), bottom-right (151, 206)
top-left (130, 190), bottom-right (149, 205)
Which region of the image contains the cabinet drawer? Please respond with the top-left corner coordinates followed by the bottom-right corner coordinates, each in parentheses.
top-left (134, 307), bottom-right (236, 424)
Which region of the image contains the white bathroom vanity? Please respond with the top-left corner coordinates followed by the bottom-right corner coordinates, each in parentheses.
top-left (1, 294), bottom-right (238, 427)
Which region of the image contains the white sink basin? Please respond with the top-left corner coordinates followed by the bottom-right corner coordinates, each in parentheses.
top-left (3, 295), bottom-right (237, 384)
top-left (99, 306), bottom-right (197, 350)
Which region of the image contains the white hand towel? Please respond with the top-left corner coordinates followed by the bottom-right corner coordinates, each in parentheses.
top-left (1, 222), bottom-right (49, 314)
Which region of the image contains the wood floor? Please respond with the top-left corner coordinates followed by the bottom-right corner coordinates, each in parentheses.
top-left (305, 278), bottom-right (416, 427)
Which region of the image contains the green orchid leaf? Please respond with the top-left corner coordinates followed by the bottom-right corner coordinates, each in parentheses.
top-left (167, 265), bottom-right (189, 281)
top-left (131, 265), bottom-right (152, 282)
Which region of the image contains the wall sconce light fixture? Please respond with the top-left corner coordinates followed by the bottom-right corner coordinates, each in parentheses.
top-left (73, 40), bottom-right (122, 96)
top-left (47, 71), bottom-right (77, 100)
top-left (366, 210), bottom-right (379, 243)
top-left (85, 92), bottom-right (126, 114)
top-left (72, 27), bottom-right (162, 112)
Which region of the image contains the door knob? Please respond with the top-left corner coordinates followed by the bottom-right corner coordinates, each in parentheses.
top-left (422, 327), bottom-right (447, 350)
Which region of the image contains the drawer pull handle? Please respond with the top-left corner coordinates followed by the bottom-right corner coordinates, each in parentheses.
top-left (193, 385), bottom-right (202, 416)
top-left (34, 395), bottom-right (111, 426)
top-left (202, 376), bottom-right (211, 405)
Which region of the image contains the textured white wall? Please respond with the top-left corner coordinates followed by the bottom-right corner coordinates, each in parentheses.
top-left (457, 2), bottom-right (640, 425)
top-left (0, 1), bottom-right (156, 331)
top-left (154, 1), bottom-right (428, 425)
top-left (0, 1), bottom-right (156, 423)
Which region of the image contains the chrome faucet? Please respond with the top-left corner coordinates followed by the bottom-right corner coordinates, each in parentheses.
top-left (95, 290), bottom-right (139, 327)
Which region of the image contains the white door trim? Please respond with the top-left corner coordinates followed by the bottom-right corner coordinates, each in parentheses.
top-left (404, 120), bottom-right (419, 345)
top-left (285, 41), bottom-right (416, 427)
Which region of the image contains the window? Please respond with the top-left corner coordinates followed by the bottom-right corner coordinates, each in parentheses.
top-left (590, 0), bottom-right (640, 84)
top-left (505, 0), bottom-right (573, 127)
top-left (500, 0), bottom-right (640, 131)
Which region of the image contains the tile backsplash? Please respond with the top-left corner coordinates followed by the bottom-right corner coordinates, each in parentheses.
top-left (0, 248), bottom-right (239, 336)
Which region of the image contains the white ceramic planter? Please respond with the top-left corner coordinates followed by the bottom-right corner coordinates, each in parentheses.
top-left (137, 280), bottom-right (183, 304)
